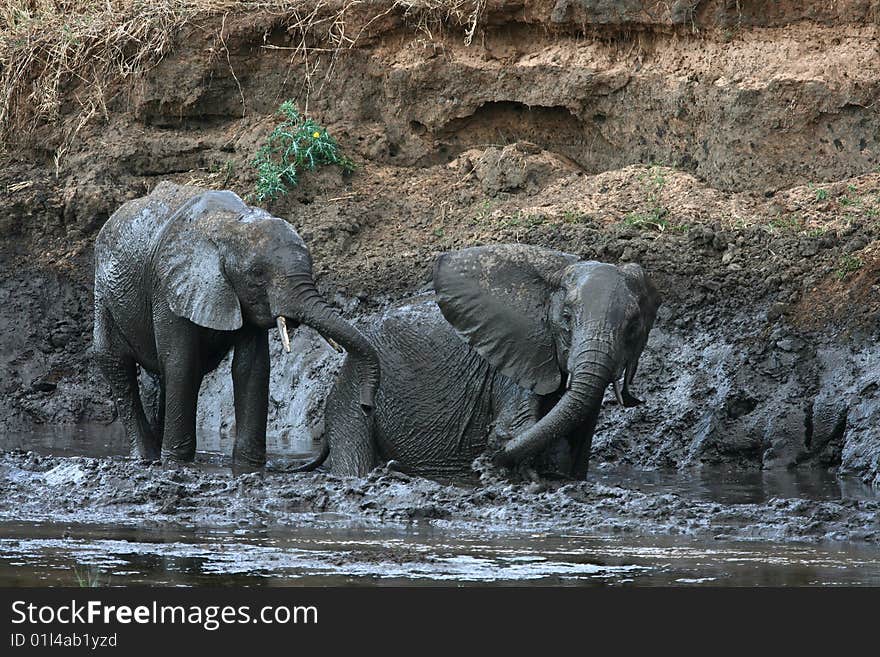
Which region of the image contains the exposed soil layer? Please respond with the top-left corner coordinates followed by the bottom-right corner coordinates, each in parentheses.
top-left (2, 0), bottom-right (880, 496)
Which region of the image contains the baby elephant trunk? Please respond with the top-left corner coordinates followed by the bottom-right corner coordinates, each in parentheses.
top-left (499, 338), bottom-right (615, 478)
top-left (280, 274), bottom-right (380, 412)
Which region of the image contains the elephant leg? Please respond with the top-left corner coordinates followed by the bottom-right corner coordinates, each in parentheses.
top-left (567, 436), bottom-right (592, 480)
top-left (491, 388), bottom-right (539, 450)
top-left (567, 412), bottom-right (600, 480)
top-left (140, 370), bottom-right (165, 445)
top-left (231, 327), bottom-right (269, 468)
top-left (159, 344), bottom-right (202, 463)
top-left (93, 307), bottom-right (161, 459)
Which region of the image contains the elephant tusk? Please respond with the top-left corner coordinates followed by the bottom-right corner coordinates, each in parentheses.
top-left (566, 372), bottom-right (572, 390)
top-left (612, 379), bottom-right (626, 407)
top-left (276, 316), bottom-right (291, 354)
top-left (322, 335), bottom-right (344, 353)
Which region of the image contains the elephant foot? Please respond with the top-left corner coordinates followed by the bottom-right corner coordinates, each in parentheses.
top-left (130, 438), bottom-right (161, 460)
top-left (231, 460), bottom-right (264, 477)
top-left (129, 431), bottom-right (162, 461)
top-left (540, 469), bottom-right (574, 481)
top-left (161, 448), bottom-right (196, 464)
top-left (232, 447), bottom-right (267, 471)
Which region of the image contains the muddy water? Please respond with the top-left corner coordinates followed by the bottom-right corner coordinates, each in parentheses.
top-left (0, 422), bottom-right (318, 463)
top-left (3, 520), bottom-right (880, 586)
top-left (1, 428), bottom-right (879, 586)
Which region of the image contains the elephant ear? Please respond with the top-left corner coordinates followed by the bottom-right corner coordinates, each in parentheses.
top-left (155, 197), bottom-right (243, 331)
top-left (434, 244), bottom-right (578, 394)
top-left (620, 262), bottom-right (662, 327)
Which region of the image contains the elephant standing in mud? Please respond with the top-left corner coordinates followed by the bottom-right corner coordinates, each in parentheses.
top-left (93, 181), bottom-right (379, 467)
top-left (310, 244), bottom-right (661, 479)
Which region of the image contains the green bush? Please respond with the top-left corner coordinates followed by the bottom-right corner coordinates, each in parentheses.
top-left (252, 101), bottom-right (354, 202)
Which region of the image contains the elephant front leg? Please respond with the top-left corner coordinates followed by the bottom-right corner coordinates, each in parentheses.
top-left (160, 348), bottom-right (202, 463)
top-left (231, 327), bottom-right (269, 468)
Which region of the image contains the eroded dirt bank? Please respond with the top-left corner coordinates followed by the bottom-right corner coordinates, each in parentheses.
top-left (2, 0), bottom-right (880, 495)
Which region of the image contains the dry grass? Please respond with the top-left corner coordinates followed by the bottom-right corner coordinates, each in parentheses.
top-left (0, 0), bottom-right (485, 144)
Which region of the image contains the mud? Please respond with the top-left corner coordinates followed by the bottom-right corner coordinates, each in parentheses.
top-left (1, 450), bottom-right (878, 545)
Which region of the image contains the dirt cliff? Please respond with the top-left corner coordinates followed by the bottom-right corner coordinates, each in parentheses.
top-left (2, 0), bottom-right (879, 483)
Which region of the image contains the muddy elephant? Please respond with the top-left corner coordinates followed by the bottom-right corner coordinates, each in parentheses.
top-left (310, 244), bottom-right (661, 479)
top-left (93, 181), bottom-right (379, 467)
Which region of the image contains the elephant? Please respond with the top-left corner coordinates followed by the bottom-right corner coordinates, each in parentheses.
top-left (308, 244), bottom-right (661, 479)
top-left (92, 181), bottom-right (379, 467)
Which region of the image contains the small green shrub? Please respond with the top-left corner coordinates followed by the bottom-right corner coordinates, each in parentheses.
top-left (624, 163), bottom-right (670, 231)
top-left (767, 214), bottom-right (803, 232)
top-left (808, 183), bottom-right (829, 202)
top-left (562, 209), bottom-right (586, 224)
top-left (836, 255), bottom-right (863, 281)
top-left (624, 210), bottom-right (669, 232)
top-left (839, 193), bottom-right (862, 208)
top-left (252, 101), bottom-right (354, 203)
top-left (470, 200), bottom-right (495, 225)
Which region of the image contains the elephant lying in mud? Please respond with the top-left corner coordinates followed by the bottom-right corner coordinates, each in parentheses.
top-left (308, 244), bottom-right (661, 479)
top-left (93, 181), bottom-right (379, 467)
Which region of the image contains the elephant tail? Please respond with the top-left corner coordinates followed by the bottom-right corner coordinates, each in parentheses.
top-left (291, 439), bottom-right (330, 472)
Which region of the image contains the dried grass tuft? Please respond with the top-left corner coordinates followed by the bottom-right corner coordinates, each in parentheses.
top-left (0, 0), bottom-right (485, 143)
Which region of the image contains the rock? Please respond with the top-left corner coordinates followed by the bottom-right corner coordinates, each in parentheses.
top-left (31, 380), bottom-right (57, 393)
top-left (799, 242), bottom-right (819, 257)
top-left (767, 303), bottom-right (787, 322)
top-left (776, 338), bottom-right (804, 352)
top-left (845, 237), bottom-right (867, 253)
top-left (465, 144), bottom-right (578, 196)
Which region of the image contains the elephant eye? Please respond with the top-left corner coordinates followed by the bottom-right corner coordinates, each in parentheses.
top-left (625, 318), bottom-right (640, 338)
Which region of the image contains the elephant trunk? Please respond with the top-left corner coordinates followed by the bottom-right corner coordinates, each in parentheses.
top-left (499, 338), bottom-right (615, 478)
top-left (279, 275), bottom-right (380, 411)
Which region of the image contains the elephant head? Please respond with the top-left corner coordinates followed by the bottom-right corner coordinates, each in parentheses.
top-left (434, 244), bottom-right (660, 477)
top-left (154, 190), bottom-right (379, 410)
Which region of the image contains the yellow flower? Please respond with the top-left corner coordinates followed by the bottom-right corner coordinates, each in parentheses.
top-left (313, 131), bottom-right (321, 139)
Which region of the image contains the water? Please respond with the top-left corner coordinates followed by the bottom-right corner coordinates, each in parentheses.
top-left (592, 464), bottom-right (878, 504)
top-left (1, 427), bottom-right (879, 586)
top-left (0, 423), bottom-right (318, 464)
top-left (2, 521), bottom-right (880, 586)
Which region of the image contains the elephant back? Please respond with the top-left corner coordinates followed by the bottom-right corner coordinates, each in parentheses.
top-left (95, 182), bottom-right (210, 289)
top-left (367, 299), bottom-right (498, 475)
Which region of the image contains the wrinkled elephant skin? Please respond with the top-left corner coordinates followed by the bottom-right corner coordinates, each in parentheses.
top-left (92, 181), bottom-right (379, 467)
top-left (322, 244), bottom-right (660, 479)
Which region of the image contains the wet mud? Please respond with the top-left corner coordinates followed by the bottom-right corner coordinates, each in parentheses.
top-left (2, 450), bottom-right (878, 544)
top-left (2, 446), bottom-right (880, 585)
